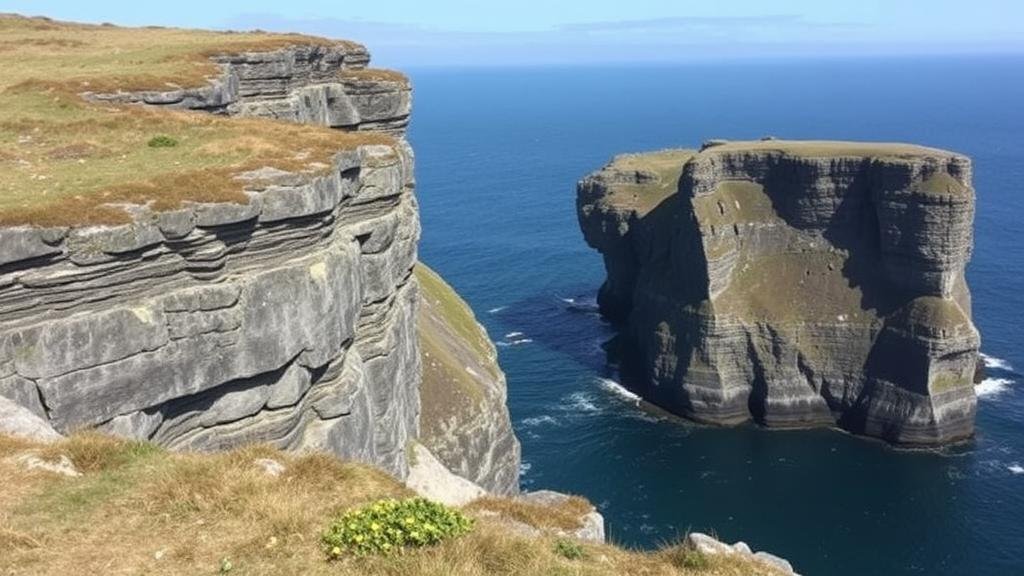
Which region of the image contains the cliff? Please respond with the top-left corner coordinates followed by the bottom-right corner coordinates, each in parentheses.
top-left (0, 15), bottom-right (517, 486)
top-left (415, 264), bottom-right (521, 495)
top-left (578, 140), bottom-right (979, 445)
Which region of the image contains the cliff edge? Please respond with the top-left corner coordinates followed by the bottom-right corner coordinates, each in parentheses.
top-left (578, 140), bottom-right (979, 445)
top-left (0, 14), bottom-right (519, 487)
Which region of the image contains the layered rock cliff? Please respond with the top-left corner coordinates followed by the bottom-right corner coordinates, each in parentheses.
top-left (0, 18), bottom-right (520, 488)
top-left (578, 140), bottom-right (979, 445)
top-left (0, 44), bottom-right (419, 477)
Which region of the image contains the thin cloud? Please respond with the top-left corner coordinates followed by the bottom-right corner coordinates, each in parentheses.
top-left (558, 15), bottom-right (862, 33)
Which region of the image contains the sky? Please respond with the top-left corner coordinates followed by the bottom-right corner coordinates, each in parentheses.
top-left (2, 1), bottom-right (1023, 66)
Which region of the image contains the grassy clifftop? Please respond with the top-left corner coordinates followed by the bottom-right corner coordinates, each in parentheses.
top-left (0, 434), bottom-right (786, 575)
top-left (0, 14), bottom-right (398, 226)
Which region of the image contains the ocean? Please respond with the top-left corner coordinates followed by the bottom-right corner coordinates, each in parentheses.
top-left (407, 56), bottom-right (1024, 576)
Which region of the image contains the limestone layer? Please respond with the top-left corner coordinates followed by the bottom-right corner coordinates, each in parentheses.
top-left (0, 45), bottom-right (419, 477)
top-left (578, 140), bottom-right (979, 445)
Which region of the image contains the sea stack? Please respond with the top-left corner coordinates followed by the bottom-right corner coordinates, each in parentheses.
top-left (577, 140), bottom-right (979, 445)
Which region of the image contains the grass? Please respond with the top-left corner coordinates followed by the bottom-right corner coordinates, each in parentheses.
top-left (415, 263), bottom-right (502, 462)
top-left (466, 495), bottom-right (594, 532)
top-left (0, 14), bottom-right (397, 226)
top-left (699, 139), bottom-right (963, 160)
top-left (340, 68), bottom-right (411, 87)
top-left (0, 433), bottom-right (790, 575)
top-left (599, 149), bottom-right (694, 218)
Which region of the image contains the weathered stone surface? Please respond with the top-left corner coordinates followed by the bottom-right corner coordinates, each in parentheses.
top-left (1, 40), bottom-right (520, 491)
top-left (406, 443), bottom-right (487, 506)
top-left (683, 532), bottom-right (799, 575)
top-left (415, 264), bottom-right (521, 495)
top-left (0, 396), bottom-right (61, 443)
top-left (86, 44), bottom-right (409, 136)
top-left (518, 490), bottom-right (606, 543)
top-left (578, 140), bottom-right (979, 445)
top-left (0, 44), bottom-right (422, 479)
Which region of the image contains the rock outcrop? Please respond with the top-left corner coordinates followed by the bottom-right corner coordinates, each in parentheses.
top-left (0, 43), bottom-right (421, 476)
top-left (415, 264), bottom-right (521, 495)
top-left (578, 140), bottom-right (979, 445)
top-left (684, 533), bottom-right (799, 575)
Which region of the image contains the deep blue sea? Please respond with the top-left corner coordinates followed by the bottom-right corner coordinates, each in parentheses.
top-left (407, 57), bottom-right (1024, 576)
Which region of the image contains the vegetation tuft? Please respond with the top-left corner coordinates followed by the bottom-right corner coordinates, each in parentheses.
top-left (147, 135), bottom-right (178, 148)
top-left (553, 538), bottom-right (586, 560)
top-left (322, 498), bottom-right (473, 557)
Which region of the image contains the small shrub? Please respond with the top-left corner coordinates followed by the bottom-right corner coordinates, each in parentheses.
top-left (553, 538), bottom-right (586, 560)
top-left (322, 497), bottom-right (473, 557)
top-left (668, 547), bottom-right (710, 570)
top-left (147, 135), bottom-right (178, 148)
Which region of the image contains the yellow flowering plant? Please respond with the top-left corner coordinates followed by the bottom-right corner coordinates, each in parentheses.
top-left (323, 498), bottom-right (473, 557)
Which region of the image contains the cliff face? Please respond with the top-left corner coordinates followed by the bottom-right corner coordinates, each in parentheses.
top-left (415, 264), bottom-right (521, 495)
top-left (578, 140), bottom-right (979, 445)
top-left (0, 43), bottom-right (420, 477)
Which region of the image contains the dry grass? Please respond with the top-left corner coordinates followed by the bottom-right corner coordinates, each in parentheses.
top-left (0, 14), bottom-right (392, 227)
top-left (0, 433), bottom-right (789, 575)
top-left (467, 495), bottom-right (594, 532)
top-left (340, 68), bottom-right (411, 87)
top-left (0, 14), bottom-right (362, 93)
top-left (701, 139), bottom-right (960, 160)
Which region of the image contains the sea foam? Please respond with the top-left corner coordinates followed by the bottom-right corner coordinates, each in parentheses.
top-left (976, 378), bottom-right (1014, 398)
top-left (980, 353), bottom-right (1014, 372)
top-left (597, 377), bottom-right (641, 405)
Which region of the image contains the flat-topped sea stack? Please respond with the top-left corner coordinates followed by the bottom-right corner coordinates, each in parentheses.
top-left (578, 140), bottom-right (980, 445)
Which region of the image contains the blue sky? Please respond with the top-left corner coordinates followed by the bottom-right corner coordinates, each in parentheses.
top-left (3, 1), bottom-right (1023, 66)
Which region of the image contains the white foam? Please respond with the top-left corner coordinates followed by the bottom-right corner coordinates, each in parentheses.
top-left (505, 331), bottom-right (524, 339)
top-left (1009, 464), bottom-right (1024, 475)
top-left (976, 377), bottom-right (1014, 398)
top-left (521, 415), bottom-right (558, 427)
top-left (565, 391), bottom-right (600, 413)
top-left (980, 353), bottom-right (1014, 372)
top-left (495, 339), bottom-right (531, 347)
top-left (561, 296), bottom-right (599, 311)
top-left (487, 306), bottom-right (507, 314)
top-left (597, 377), bottom-right (641, 405)
top-left (519, 462), bottom-right (532, 474)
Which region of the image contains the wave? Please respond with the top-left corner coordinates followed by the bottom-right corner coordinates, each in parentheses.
top-left (519, 461), bottom-right (532, 474)
top-left (564, 391), bottom-right (600, 413)
top-left (976, 377), bottom-right (1014, 398)
top-left (495, 338), bottom-right (533, 347)
top-left (980, 353), bottom-right (1014, 372)
top-left (487, 306), bottom-right (507, 314)
top-left (520, 415), bottom-right (559, 428)
top-left (560, 295), bottom-right (600, 312)
top-left (504, 331), bottom-right (524, 339)
top-left (1009, 464), bottom-right (1024, 475)
top-left (597, 377), bottom-right (641, 405)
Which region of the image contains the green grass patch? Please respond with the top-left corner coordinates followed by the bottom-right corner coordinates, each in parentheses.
top-left (553, 538), bottom-right (586, 560)
top-left (147, 134), bottom-right (178, 148)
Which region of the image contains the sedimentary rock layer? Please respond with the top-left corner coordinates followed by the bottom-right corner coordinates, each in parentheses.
top-left (0, 44), bottom-right (419, 477)
top-left (578, 140), bottom-right (979, 445)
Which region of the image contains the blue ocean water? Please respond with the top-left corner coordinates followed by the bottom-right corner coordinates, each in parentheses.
top-left (407, 57), bottom-right (1024, 576)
